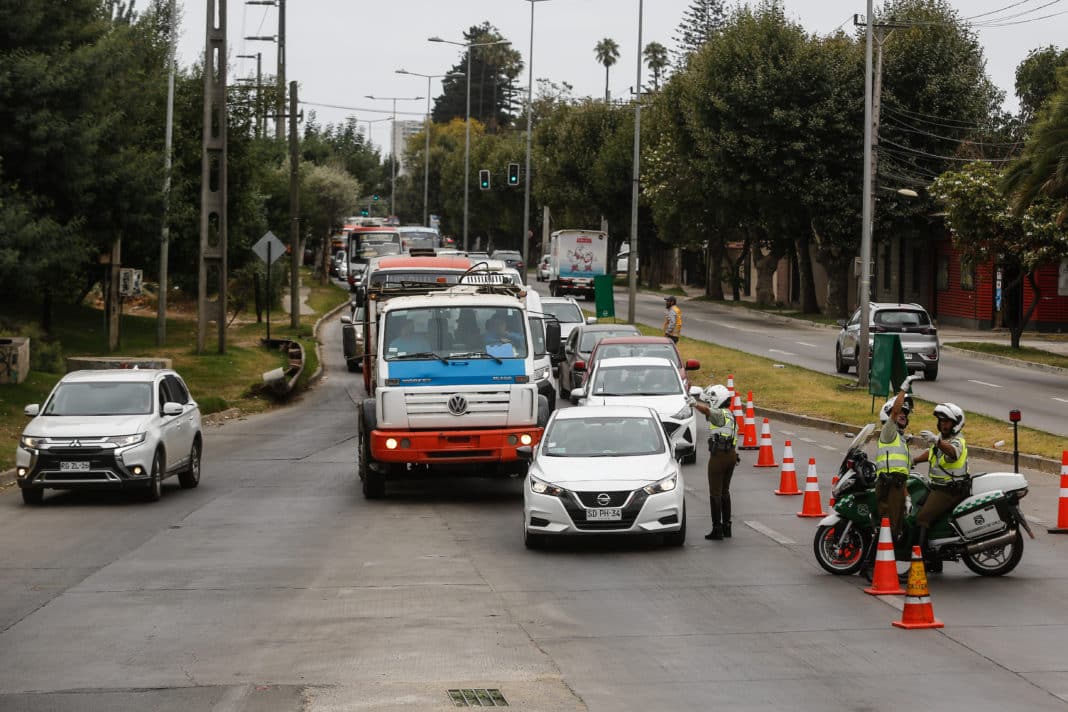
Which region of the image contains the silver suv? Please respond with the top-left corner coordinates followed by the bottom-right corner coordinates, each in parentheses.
top-left (15, 368), bottom-right (203, 504)
top-left (835, 303), bottom-right (941, 380)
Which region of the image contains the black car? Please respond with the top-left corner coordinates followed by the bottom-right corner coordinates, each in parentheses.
top-left (556, 322), bottom-right (641, 398)
top-left (491, 250), bottom-right (525, 281)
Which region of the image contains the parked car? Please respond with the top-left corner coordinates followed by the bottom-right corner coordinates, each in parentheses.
top-left (536, 254), bottom-right (551, 282)
top-left (15, 368), bottom-right (203, 505)
top-left (571, 356), bottom-right (700, 464)
top-left (576, 335), bottom-right (700, 391)
top-left (539, 295), bottom-right (588, 342)
top-left (615, 245), bottom-right (639, 275)
top-left (520, 404), bottom-right (686, 549)
top-left (556, 322), bottom-right (641, 398)
top-left (835, 302), bottom-right (941, 380)
top-left (341, 302), bottom-right (366, 372)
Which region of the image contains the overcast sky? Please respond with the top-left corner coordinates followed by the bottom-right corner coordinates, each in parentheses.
top-left (177, 0), bottom-right (1065, 153)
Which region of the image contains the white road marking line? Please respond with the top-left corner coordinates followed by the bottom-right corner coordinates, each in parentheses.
top-left (798, 437), bottom-right (816, 444)
top-left (795, 341), bottom-right (818, 348)
top-left (744, 520), bottom-right (796, 545)
top-left (820, 445), bottom-right (838, 451)
top-left (1053, 397), bottom-right (1068, 404)
top-left (968, 379), bottom-right (1003, 388)
top-left (769, 348), bottom-right (797, 356)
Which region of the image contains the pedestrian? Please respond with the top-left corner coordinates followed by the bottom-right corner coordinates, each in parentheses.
top-left (692, 384), bottom-right (737, 540)
top-left (663, 295), bottom-right (682, 342)
top-left (911, 403), bottom-right (969, 574)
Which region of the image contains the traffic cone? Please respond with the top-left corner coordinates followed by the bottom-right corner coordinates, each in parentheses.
top-left (829, 474), bottom-right (839, 507)
top-left (774, 440), bottom-right (802, 496)
top-left (739, 391), bottom-right (758, 450)
top-left (797, 458), bottom-right (827, 517)
top-left (1048, 451), bottom-right (1068, 533)
top-left (864, 518), bottom-right (906, 595)
top-left (726, 374), bottom-right (735, 397)
top-left (892, 546), bottom-right (944, 629)
top-left (755, 418), bottom-right (778, 467)
top-left (732, 392), bottom-right (745, 434)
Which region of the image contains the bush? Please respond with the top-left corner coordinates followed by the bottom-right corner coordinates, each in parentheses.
top-left (198, 396), bottom-right (230, 415)
top-left (0, 320), bottom-right (65, 373)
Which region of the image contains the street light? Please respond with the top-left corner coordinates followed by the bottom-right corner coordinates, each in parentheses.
top-left (396, 69), bottom-right (464, 228)
top-left (429, 35), bottom-right (511, 251)
top-left (522, 0), bottom-right (551, 280)
top-left (365, 94), bottom-right (423, 220)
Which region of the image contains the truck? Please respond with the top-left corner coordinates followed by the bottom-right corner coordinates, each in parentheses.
top-left (357, 275), bottom-right (560, 499)
top-left (548, 229), bottom-right (609, 301)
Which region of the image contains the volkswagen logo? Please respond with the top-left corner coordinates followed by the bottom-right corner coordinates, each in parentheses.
top-left (596, 493), bottom-right (612, 506)
top-left (447, 394), bottom-right (468, 416)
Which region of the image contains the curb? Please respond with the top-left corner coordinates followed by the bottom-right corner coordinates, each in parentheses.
top-left (308, 295), bottom-right (352, 386)
top-left (941, 344), bottom-right (1068, 376)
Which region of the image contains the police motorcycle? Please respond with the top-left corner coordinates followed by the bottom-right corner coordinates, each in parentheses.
top-left (813, 423), bottom-right (1033, 577)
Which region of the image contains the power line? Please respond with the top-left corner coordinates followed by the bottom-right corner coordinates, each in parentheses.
top-left (300, 101), bottom-right (428, 117)
top-left (882, 116), bottom-right (1023, 149)
top-left (964, 0), bottom-right (1047, 21)
top-left (882, 105), bottom-right (987, 130)
top-left (881, 138), bottom-right (1012, 162)
top-left (974, 8), bottom-right (1068, 26)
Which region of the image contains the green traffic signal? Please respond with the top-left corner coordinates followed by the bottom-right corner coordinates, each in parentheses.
top-left (479, 169), bottom-right (490, 190)
top-left (372, 194), bottom-right (380, 201)
top-left (507, 163), bottom-right (519, 186)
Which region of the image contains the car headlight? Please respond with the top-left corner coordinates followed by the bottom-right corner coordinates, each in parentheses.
top-left (671, 405), bottom-right (693, 420)
top-left (643, 473), bottom-right (678, 495)
top-left (529, 474), bottom-right (565, 497)
top-left (20, 435), bottom-right (46, 450)
top-left (105, 433), bottom-right (147, 447)
top-left (533, 365), bottom-right (549, 381)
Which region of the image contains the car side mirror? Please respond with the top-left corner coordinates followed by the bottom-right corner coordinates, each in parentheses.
top-left (585, 316), bottom-right (598, 325)
top-left (340, 314), bottom-right (352, 325)
top-left (685, 359), bottom-right (700, 371)
top-left (570, 387), bottom-right (586, 403)
top-left (544, 320), bottom-right (561, 354)
top-left (516, 445), bottom-right (534, 462)
top-left (162, 402), bottom-right (183, 416)
top-left (24, 404), bottom-right (40, 417)
top-left (689, 386), bottom-right (703, 398)
top-left (355, 286), bottom-right (366, 303)
top-left (836, 319), bottom-right (847, 328)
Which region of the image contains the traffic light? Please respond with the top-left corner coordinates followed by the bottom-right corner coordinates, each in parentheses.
top-left (360, 208), bottom-right (369, 217)
top-left (372, 194), bottom-right (380, 202)
top-left (507, 162), bottom-right (520, 186)
top-left (479, 169), bottom-right (490, 190)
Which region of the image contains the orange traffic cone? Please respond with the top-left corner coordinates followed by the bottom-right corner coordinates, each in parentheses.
top-left (726, 374), bottom-right (735, 397)
top-left (829, 474), bottom-right (839, 507)
top-left (1048, 451), bottom-right (1068, 533)
top-left (797, 458), bottom-right (827, 517)
top-left (739, 391), bottom-right (758, 450)
top-left (732, 392), bottom-right (745, 434)
top-left (864, 518), bottom-right (906, 596)
top-left (892, 546), bottom-right (944, 629)
top-left (754, 418), bottom-right (778, 467)
top-left (774, 440), bottom-right (802, 496)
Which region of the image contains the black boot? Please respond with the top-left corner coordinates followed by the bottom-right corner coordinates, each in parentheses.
top-left (918, 528), bottom-right (942, 574)
top-left (705, 496), bottom-right (723, 540)
top-left (721, 493), bottom-right (732, 538)
top-left (859, 539), bottom-right (877, 582)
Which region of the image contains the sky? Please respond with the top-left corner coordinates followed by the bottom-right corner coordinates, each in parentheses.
top-left (176, 0), bottom-right (1066, 154)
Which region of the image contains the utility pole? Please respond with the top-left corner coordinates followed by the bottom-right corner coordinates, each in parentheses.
top-left (288, 81), bottom-right (300, 328)
top-left (627, 0), bottom-right (643, 325)
top-left (157, 0), bottom-right (176, 346)
top-left (276, 0), bottom-right (285, 140)
top-left (237, 52), bottom-right (262, 137)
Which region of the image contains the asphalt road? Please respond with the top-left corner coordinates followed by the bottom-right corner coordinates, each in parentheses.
top-left (2, 314), bottom-right (1068, 711)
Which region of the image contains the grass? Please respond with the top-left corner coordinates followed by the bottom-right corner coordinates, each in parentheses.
top-left (946, 341), bottom-right (1068, 370)
top-left (693, 295), bottom-right (843, 327)
top-left (0, 268), bottom-right (349, 472)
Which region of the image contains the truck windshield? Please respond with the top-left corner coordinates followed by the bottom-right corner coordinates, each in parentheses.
top-left (384, 306), bottom-right (528, 360)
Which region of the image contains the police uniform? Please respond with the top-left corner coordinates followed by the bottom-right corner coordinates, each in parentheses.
top-left (874, 418), bottom-right (910, 541)
top-left (915, 435), bottom-right (968, 572)
top-left (704, 405), bottom-right (737, 540)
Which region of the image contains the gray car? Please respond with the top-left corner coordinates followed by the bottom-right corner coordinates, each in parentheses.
top-left (835, 302), bottom-right (941, 380)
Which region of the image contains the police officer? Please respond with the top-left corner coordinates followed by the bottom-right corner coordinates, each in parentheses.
top-left (692, 384), bottom-right (737, 540)
top-left (911, 403), bottom-right (969, 574)
top-left (663, 296), bottom-right (682, 342)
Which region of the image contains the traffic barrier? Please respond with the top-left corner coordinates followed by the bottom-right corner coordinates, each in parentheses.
top-left (755, 418), bottom-right (778, 467)
top-left (774, 440), bottom-right (802, 496)
top-left (864, 518), bottom-right (906, 596)
top-left (892, 546), bottom-right (944, 629)
top-left (797, 458), bottom-right (827, 517)
top-left (829, 474), bottom-right (839, 507)
top-left (732, 392), bottom-right (745, 434)
top-left (739, 391), bottom-right (758, 450)
top-left (1048, 451), bottom-right (1068, 534)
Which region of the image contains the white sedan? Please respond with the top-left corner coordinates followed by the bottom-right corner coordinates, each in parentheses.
top-left (521, 405), bottom-right (686, 549)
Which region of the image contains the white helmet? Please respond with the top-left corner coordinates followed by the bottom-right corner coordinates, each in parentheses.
top-left (702, 384), bottom-right (732, 408)
top-left (933, 402), bottom-right (965, 435)
top-left (879, 394), bottom-right (914, 423)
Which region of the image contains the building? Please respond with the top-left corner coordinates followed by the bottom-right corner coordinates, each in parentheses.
top-left (391, 120), bottom-right (423, 176)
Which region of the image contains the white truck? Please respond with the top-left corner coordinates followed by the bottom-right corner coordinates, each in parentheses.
top-left (548, 229), bottom-right (609, 301)
top-left (357, 281), bottom-right (560, 498)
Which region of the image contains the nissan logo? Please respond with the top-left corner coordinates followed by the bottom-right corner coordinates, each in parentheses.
top-left (447, 394), bottom-right (468, 416)
top-left (596, 493), bottom-right (611, 506)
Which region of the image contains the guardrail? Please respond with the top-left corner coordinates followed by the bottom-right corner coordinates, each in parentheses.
top-left (261, 338), bottom-right (305, 397)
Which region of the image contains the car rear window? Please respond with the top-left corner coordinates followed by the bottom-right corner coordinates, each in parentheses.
top-left (874, 310), bottom-right (930, 328)
top-left (580, 328), bottom-right (641, 352)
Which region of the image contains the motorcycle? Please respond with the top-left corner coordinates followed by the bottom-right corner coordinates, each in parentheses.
top-left (813, 423), bottom-right (1034, 577)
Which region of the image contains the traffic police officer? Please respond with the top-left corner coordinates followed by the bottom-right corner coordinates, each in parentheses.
top-left (911, 402), bottom-right (969, 573)
top-left (692, 384), bottom-right (737, 540)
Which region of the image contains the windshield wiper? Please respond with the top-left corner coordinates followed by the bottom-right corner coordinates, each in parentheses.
top-left (446, 350), bottom-right (503, 364)
top-left (392, 351), bottom-right (450, 364)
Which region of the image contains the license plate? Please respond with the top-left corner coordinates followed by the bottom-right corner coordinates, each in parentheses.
top-left (586, 507), bottom-right (622, 521)
top-left (60, 461), bottom-right (90, 472)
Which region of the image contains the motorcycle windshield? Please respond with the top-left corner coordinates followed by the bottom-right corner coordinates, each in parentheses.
top-left (839, 423), bottom-right (876, 473)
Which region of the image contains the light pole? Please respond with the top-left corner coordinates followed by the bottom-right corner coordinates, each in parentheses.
top-left (365, 95), bottom-right (423, 220)
top-left (522, 0), bottom-right (551, 277)
top-left (361, 117), bottom-right (390, 216)
top-left (627, 0), bottom-right (644, 325)
top-left (429, 36), bottom-right (511, 251)
top-left (858, 0), bottom-right (875, 387)
top-left (396, 69), bottom-right (464, 227)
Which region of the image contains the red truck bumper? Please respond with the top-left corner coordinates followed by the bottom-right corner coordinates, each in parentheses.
top-left (370, 427), bottom-right (543, 464)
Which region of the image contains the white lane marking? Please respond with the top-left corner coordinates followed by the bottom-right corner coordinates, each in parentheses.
top-left (1053, 398), bottom-right (1068, 404)
top-left (795, 341), bottom-right (818, 348)
top-left (798, 437), bottom-right (816, 444)
top-left (744, 520), bottom-right (796, 545)
top-left (769, 348), bottom-right (797, 356)
top-left (968, 379), bottom-right (1003, 389)
top-left (820, 445), bottom-right (838, 451)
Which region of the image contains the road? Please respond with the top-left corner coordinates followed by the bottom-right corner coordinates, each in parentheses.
top-left (2, 315), bottom-right (1068, 711)
top-left (532, 283), bottom-right (1068, 437)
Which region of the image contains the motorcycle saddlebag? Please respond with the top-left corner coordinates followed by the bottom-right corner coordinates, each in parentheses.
top-left (952, 491), bottom-right (1008, 539)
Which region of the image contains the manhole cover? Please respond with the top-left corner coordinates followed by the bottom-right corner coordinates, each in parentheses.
top-left (447, 688), bottom-right (508, 707)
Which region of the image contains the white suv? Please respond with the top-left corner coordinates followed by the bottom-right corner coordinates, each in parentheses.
top-left (15, 368), bottom-right (203, 505)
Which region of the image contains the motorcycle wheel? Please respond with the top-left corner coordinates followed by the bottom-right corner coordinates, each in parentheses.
top-left (813, 524), bottom-right (870, 575)
top-left (961, 529), bottom-right (1024, 576)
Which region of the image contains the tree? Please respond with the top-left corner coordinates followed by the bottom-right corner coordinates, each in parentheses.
top-left (1014, 46), bottom-right (1068, 125)
top-left (300, 163), bottom-right (361, 282)
top-left (1003, 66), bottom-right (1068, 223)
top-left (431, 23), bottom-right (523, 132)
top-left (594, 38), bottom-right (620, 102)
top-left (643, 42), bottom-right (670, 91)
top-left (672, 0), bottom-right (727, 64)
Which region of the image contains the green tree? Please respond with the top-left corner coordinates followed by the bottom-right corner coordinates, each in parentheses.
top-left (431, 23), bottom-right (522, 132)
top-left (1003, 66), bottom-right (1068, 222)
top-left (594, 38), bottom-right (620, 102)
top-left (672, 0), bottom-right (727, 64)
top-left (643, 41), bottom-right (670, 91)
top-left (1014, 46), bottom-right (1068, 125)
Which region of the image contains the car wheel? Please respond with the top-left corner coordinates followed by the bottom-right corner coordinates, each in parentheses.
top-left (358, 419), bottom-right (385, 499)
top-left (663, 504), bottom-right (686, 547)
top-left (924, 363), bottom-right (939, 381)
top-left (834, 344), bottom-right (850, 374)
top-left (21, 487), bottom-right (44, 506)
top-left (346, 359), bottom-right (360, 373)
top-left (178, 438), bottom-right (201, 489)
top-left (143, 451), bottom-right (163, 502)
top-left (524, 528), bottom-right (547, 550)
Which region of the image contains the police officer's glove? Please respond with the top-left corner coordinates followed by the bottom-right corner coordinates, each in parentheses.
top-left (686, 396), bottom-right (696, 407)
top-left (919, 429), bottom-right (939, 446)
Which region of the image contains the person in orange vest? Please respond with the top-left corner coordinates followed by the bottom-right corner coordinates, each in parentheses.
top-left (663, 296), bottom-right (682, 342)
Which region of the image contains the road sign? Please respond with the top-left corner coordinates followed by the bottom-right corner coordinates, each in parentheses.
top-left (252, 231), bottom-right (285, 265)
top-left (118, 268), bottom-right (143, 297)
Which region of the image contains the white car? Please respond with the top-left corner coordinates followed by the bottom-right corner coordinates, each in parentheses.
top-left (521, 405), bottom-right (685, 549)
top-left (539, 295), bottom-right (588, 341)
top-left (15, 368), bottom-right (203, 505)
top-left (571, 356), bottom-right (700, 464)
top-left (536, 254), bottom-right (551, 282)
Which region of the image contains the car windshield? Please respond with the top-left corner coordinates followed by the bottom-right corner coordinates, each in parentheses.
top-left (43, 382), bottom-right (153, 416)
top-left (383, 305), bottom-right (528, 360)
top-left (589, 365), bottom-right (680, 396)
top-left (542, 302), bottom-right (583, 323)
top-left (595, 343), bottom-right (678, 364)
top-left (543, 416), bottom-right (665, 457)
top-left (400, 231), bottom-right (439, 250)
top-left (579, 329), bottom-right (640, 352)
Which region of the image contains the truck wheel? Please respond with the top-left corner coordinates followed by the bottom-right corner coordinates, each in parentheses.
top-left (358, 407), bottom-right (385, 499)
top-left (537, 395), bottom-right (550, 429)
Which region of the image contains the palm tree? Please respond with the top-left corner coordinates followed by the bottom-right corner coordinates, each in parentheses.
top-left (1002, 67), bottom-right (1068, 221)
top-left (594, 38), bottom-right (620, 102)
top-left (643, 42), bottom-right (669, 91)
